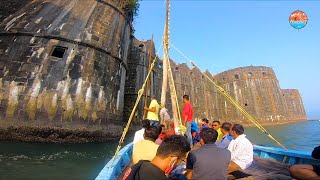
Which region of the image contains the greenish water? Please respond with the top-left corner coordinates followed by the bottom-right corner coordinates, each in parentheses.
top-left (0, 121), bottom-right (319, 180)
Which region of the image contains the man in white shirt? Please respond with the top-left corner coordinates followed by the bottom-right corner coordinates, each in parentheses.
top-left (133, 119), bottom-right (150, 144)
top-left (227, 124), bottom-right (253, 174)
top-left (159, 106), bottom-right (171, 129)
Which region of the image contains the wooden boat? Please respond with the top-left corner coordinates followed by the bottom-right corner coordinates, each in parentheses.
top-left (95, 143), bottom-right (320, 180)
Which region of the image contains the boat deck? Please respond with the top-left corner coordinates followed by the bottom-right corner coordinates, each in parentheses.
top-left (229, 156), bottom-right (291, 180)
top-left (115, 156), bottom-right (292, 180)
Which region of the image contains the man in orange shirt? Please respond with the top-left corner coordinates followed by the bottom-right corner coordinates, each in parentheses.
top-left (182, 94), bottom-right (194, 148)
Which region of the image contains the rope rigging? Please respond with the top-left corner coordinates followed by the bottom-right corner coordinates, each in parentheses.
top-left (170, 43), bottom-right (287, 150)
top-left (110, 0), bottom-right (287, 168)
top-left (110, 41), bottom-right (164, 167)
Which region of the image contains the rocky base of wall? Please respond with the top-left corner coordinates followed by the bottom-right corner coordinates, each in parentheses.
top-left (0, 125), bottom-right (124, 143)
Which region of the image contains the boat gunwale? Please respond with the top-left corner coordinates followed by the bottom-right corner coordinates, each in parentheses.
top-left (95, 143), bottom-right (133, 180)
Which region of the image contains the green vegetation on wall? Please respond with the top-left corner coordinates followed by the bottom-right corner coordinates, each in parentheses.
top-left (121, 0), bottom-right (140, 17)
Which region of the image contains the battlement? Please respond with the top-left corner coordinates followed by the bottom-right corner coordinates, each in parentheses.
top-left (213, 66), bottom-right (277, 84)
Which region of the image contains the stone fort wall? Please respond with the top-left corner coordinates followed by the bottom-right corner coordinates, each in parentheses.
top-left (128, 41), bottom-right (307, 125)
top-left (0, 0), bottom-right (132, 142)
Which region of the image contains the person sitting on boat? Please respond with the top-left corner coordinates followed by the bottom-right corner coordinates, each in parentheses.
top-left (289, 145), bottom-right (320, 180)
top-left (133, 119), bottom-right (151, 144)
top-left (123, 135), bottom-right (191, 180)
top-left (159, 105), bottom-right (171, 129)
top-left (212, 120), bottom-right (224, 141)
top-left (186, 128), bottom-right (231, 180)
top-left (144, 96), bottom-right (160, 127)
top-left (215, 122), bottom-right (233, 149)
top-left (200, 118), bottom-right (209, 131)
top-left (166, 122), bottom-right (175, 137)
top-left (227, 124), bottom-right (253, 174)
top-left (132, 125), bottom-right (161, 164)
top-left (191, 124), bottom-right (200, 146)
top-left (155, 124), bottom-right (168, 145)
top-left (182, 94), bottom-right (194, 148)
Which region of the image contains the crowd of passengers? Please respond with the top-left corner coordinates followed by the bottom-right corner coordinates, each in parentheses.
top-left (123, 95), bottom-right (320, 180)
top-left (123, 94), bottom-right (253, 180)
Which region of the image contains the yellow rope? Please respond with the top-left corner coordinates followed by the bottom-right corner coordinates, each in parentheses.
top-left (165, 52), bottom-right (182, 125)
top-left (170, 43), bottom-right (287, 150)
top-left (110, 42), bottom-right (164, 167)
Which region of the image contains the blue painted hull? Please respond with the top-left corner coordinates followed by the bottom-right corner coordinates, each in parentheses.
top-left (96, 144), bottom-right (320, 180)
top-left (96, 143), bottom-right (133, 180)
top-left (253, 145), bottom-right (320, 165)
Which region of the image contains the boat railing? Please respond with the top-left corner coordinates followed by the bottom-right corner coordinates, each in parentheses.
top-left (96, 143), bottom-right (133, 180)
top-left (254, 145), bottom-right (320, 165)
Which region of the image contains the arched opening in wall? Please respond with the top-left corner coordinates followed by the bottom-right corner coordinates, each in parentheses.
top-left (202, 75), bottom-right (204, 79)
top-left (245, 103), bottom-right (248, 106)
top-left (51, 46), bottom-right (67, 58)
top-left (138, 44), bottom-right (144, 48)
top-left (175, 67), bottom-right (179, 72)
top-left (262, 72), bottom-right (266, 77)
top-left (248, 72), bottom-right (253, 77)
top-left (234, 74), bottom-right (239, 79)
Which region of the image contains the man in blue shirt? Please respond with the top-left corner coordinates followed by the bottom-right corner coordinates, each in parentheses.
top-left (215, 122), bottom-right (233, 149)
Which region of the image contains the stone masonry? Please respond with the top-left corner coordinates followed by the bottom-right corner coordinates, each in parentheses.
top-left (0, 0), bottom-right (132, 142)
top-left (0, 1), bottom-right (307, 142)
top-left (126, 42), bottom-right (307, 126)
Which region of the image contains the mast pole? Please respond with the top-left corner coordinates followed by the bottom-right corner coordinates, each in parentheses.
top-left (160, 0), bottom-right (170, 107)
top-left (161, 0), bottom-right (182, 134)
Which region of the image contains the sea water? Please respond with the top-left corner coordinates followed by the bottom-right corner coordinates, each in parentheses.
top-left (0, 121), bottom-right (319, 179)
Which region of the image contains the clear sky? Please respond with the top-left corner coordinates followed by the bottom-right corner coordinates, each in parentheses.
top-left (133, 0), bottom-right (320, 120)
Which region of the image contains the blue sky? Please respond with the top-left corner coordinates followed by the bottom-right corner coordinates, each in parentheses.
top-left (133, 1), bottom-right (320, 120)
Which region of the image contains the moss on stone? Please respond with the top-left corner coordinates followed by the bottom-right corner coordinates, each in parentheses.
top-left (27, 97), bottom-right (37, 120)
top-left (43, 90), bottom-right (58, 120)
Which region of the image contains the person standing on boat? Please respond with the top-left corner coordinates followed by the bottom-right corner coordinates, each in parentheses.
top-left (133, 119), bottom-right (151, 144)
top-left (144, 96), bottom-right (160, 127)
top-left (123, 135), bottom-right (191, 180)
top-left (212, 120), bottom-right (224, 141)
top-left (289, 145), bottom-right (320, 180)
top-left (186, 128), bottom-right (231, 180)
top-left (159, 105), bottom-right (171, 129)
top-left (132, 125), bottom-right (161, 164)
top-left (182, 94), bottom-right (194, 148)
top-left (215, 122), bottom-right (233, 149)
top-left (227, 124), bottom-right (253, 174)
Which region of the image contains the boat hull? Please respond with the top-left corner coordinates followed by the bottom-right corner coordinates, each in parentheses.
top-left (96, 144), bottom-right (320, 180)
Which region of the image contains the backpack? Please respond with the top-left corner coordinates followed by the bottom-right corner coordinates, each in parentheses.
top-left (123, 160), bottom-right (148, 180)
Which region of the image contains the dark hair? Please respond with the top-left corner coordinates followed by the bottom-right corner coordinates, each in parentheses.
top-left (221, 122), bottom-right (232, 131)
top-left (200, 128), bottom-right (218, 144)
top-left (232, 124), bottom-right (244, 135)
top-left (142, 119), bottom-right (150, 128)
top-left (144, 126), bottom-right (161, 141)
top-left (183, 95), bottom-right (189, 101)
top-left (202, 118), bottom-right (209, 124)
top-left (212, 120), bottom-right (220, 125)
top-left (160, 124), bottom-right (165, 128)
top-left (156, 135), bottom-right (191, 158)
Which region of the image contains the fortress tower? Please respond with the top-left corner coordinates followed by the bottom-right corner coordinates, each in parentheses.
top-left (171, 64), bottom-right (307, 125)
top-left (0, 0), bottom-right (134, 142)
